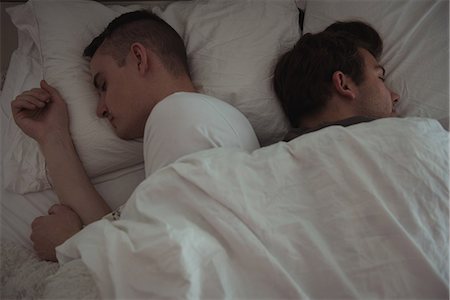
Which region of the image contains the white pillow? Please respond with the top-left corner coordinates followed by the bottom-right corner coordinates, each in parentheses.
top-left (2, 0), bottom-right (300, 194)
top-left (155, 0), bottom-right (300, 146)
top-left (3, 0), bottom-right (144, 194)
top-left (0, 27), bottom-right (44, 192)
top-left (302, 0), bottom-right (449, 129)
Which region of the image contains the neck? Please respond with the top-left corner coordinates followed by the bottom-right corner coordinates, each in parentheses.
top-left (151, 74), bottom-right (197, 104)
top-left (299, 97), bottom-right (357, 129)
top-left (169, 75), bottom-right (197, 95)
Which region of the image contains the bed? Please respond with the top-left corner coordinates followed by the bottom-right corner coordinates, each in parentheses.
top-left (1, 0), bottom-right (448, 298)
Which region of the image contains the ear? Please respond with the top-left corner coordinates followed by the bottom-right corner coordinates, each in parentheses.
top-left (331, 71), bottom-right (357, 100)
top-left (129, 42), bottom-right (150, 75)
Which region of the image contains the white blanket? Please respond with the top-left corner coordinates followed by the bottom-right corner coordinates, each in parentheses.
top-left (57, 117), bottom-right (449, 299)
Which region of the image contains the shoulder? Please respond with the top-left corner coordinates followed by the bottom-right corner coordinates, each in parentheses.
top-left (147, 92), bottom-right (256, 135)
top-left (151, 92), bottom-right (243, 120)
top-left (143, 92), bottom-right (259, 152)
top-left (142, 92), bottom-right (259, 176)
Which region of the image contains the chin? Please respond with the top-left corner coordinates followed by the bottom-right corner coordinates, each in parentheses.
top-left (114, 122), bottom-right (145, 140)
top-left (115, 130), bottom-right (131, 140)
top-left (116, 129), bottom-right (142, 140)
top-left (118, 134), bottom-right (135, 141)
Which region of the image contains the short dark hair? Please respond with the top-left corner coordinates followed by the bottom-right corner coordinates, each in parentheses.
top-left (325, 21), bottom-right (383, 59)
top-left (84, 10), bottom-right (189, 77)
top-left (273, 21), bottom-right (382, 127)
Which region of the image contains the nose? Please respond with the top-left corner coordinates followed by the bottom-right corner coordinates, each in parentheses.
top-left (96, 98), bottom-right (108, 118)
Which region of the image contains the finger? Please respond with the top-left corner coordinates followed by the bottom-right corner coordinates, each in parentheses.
top-left (14, 93), bottom-right (46, 105)
top-left (18, 94), bottom-right (49, 109)
top-left (23, 89), bottom-right (51, 102)
top-left (40, 80), bottom-right (62, 101)
top-left (48, 204), bottom-right (64, 215)
top-left (11, 98), bottom-right (41, 112)
top-left (31, 216), bottom-right (45, 229)
top-left (30, 230), bottom-right (39, 243)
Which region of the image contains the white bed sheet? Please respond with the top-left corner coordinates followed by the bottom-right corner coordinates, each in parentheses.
top-left (57, 117), bottom-right (449, 299)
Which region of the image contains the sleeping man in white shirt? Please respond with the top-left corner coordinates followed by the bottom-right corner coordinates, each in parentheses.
top-left (10, 10), bottom-right (259, 261)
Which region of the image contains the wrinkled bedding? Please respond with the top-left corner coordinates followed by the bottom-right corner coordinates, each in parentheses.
top-left (1, 239), bottom-right (99, 299)
top-left (56, 117), bottom-right (449, 299)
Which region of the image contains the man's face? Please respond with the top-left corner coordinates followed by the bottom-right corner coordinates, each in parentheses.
top-left (354, 48), bottom-right (400, 118)
top-left (90, 50), bottom-right (148, 140)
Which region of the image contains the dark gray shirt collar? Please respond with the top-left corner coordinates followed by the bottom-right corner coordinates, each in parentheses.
top-left (283, 116), bottom-right (376, 142)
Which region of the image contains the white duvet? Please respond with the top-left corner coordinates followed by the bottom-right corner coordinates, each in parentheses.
top-left (57, 117), bottom-right (449, 299)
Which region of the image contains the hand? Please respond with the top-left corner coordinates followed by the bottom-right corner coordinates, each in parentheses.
top-left (30, 204), bottom-right (83, 262)
top-left (11, 80), bottom-right (70, 144)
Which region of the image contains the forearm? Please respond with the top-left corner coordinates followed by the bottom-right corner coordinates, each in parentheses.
top-left (40, 133), bottom-right (111, 225)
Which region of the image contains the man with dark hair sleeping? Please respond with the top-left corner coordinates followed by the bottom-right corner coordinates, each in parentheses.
top-left (10, 10), bottom-right (259, 261)
top-left (273, 21), bottom-right (400, 141)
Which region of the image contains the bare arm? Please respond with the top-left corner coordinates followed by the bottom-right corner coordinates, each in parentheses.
top-left (11, 80), bottom-right (111, 224)
top-left (39, 131), bottom-right (111, 224)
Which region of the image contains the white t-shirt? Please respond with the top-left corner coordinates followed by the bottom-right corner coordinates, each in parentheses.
top-left (143, 92), bottom-right (260, 177)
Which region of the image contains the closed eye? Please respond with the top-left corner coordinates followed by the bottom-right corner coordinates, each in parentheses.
top-left (376, 65), bottom-right (386, 82)
top-left (101, 82), bottom-right (107, 92)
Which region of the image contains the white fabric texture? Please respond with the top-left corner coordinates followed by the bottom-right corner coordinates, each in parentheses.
top-left (144, 92), bottom-right (260, 177)
top-left (1, 239), bottom-right (59, 299)
top-left (1, 165), bottom-right (145, 249)
top-left (2, 0), bottom-right (300, 194)
top-left (3, 1), bottom-right (143, 194)
top-left (156, 0), bottom-right (300, 146)
top-left (303, 0), bottom-right (449, 129)
top-left (1, 239), bottom-right (100, 299)
top-left (57, 118), bottom-right (449, 299)
top-left (0, 13), bottom-right (146, 248)
top-left (0, 4), bottom-right (44, 191)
